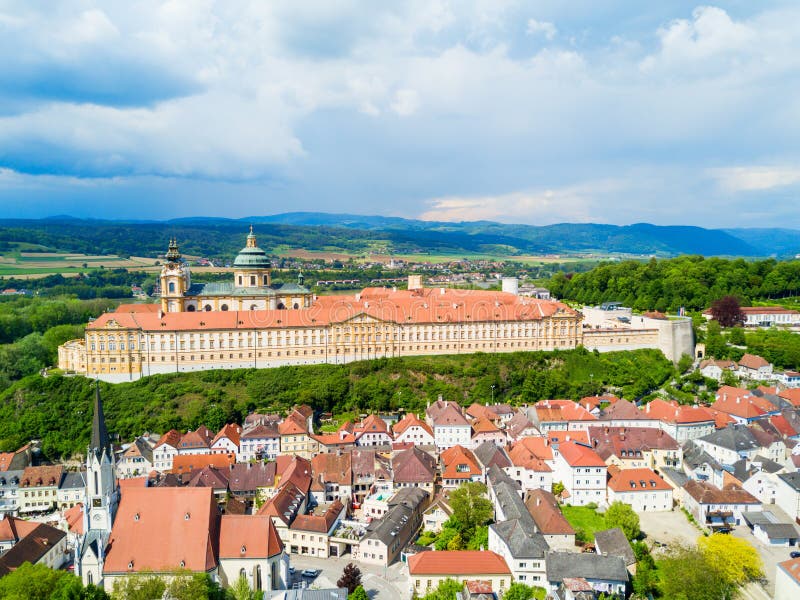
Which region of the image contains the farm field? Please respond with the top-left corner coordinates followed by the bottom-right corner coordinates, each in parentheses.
top-left (0, 251), bottom-right (159, 276)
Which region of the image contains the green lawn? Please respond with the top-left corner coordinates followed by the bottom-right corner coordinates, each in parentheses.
top-left (561, 506), bottom-right (607, 541)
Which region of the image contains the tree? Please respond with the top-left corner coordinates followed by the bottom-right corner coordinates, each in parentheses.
top-left (698, 533), bottom-right (763, 585)
top-left (229, 575), bottom-right (257, 600)
top-left (0, 563), bottom-right (109, 600)
top-left (446, 532), bottom-right (464, 550)
top-left (349, 585), bottom-right (369, 600)
top-left (337, 563), bottom-right (363, 594)
top-left (467, 525), bottom-right (488, 550)
top-left (604, 502), bottom-right (641, 541)
top-left (710, 296), bottom-right (745, 328)
top-left (421, 578), bottom-right (464, 600)
top-left (727, 326), bottom-right (746, 346)
top-left (676, 353), bottom-right (693, 374)
top-left (658, 545), bottom-right (735, 600)
top-left (165, 572), bottom-right (225, 600)
top-left (552, 481), bottom-right (565, 497)
top-left (503, 582), bottom-right (540, 600)
top-left (449, 481), bottom-right (493, 542)
top-left (112, 573), bottom-right (167, 600)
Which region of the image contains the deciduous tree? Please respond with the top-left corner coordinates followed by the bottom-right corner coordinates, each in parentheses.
top-left (698, 533), bottom-right (763, 585)
top-left (337, 563), bottom-right (363, 594)
top-left (449, 482), bottom-right (494, 543)
top-left (604, 502), bottom-right (640, 541)
top-left (710, 296), bottom-right (745, 328)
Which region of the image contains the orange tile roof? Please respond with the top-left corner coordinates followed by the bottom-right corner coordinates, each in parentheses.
top-left (644, 399), bottom-right (715, 424)
top-left (104, 487), bottom-right (220, 574)
top-left (119, 477), bottom-right (148, 489)
top-left (738, 354), bottom-right (769, 370)
top-left (392, 413), bottom-right (433, 437)
top-left (92, 288), bottom-right (578, 332)
top-left (20, 465), bottom-right (63, 488)
top-left (548, 431), bottom-right (590, 446)
top-left (0, 515), bottom-right (39, 543)
top-left (535, 400), bottom-right (597, 423)
top-left (171, 453), bottom-right (236, 475)
top-left (711, 394), bottom-right (776, 419)
top-left (557, 441), bottom-right (606, 467)
top-left (290, 499), bottom-right (344, 533)
top-left (278, 412), bottom-right (308, 435)
top-left (154, 429), bottom-right (182, 449)
top-left (466, 403), bottom-right (500, 421)
top-left (441, 445), bottom-right (481, 479)
top-left (778, 557), bottom-right (800, 585)
top-left (507, 442), bottom-right (552, 472)
top-left (63, 503), bottom-right (85, 535)
top-left (511, 437), bottom-right (553, 461)
top-left (524, 489), bottom-right (574, 535)
top-left (212, 423), bottom-right (242, 448)
top-left (219, 515), bottom-right (283, 559)
top-left (354, 414), bottom-right (389, 434)
top-left (779, 389), bottom-right (800, 407)
top-left (408, 550), bottom-right (511, 576)
top-left (179, 426), bottom-right (213, 450)
top-left (608, 468), bottom-right (671, 492)
top-left (471, 417), bottom-right (500, 434)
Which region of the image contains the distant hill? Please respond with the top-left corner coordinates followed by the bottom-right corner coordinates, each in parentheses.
top-left (1, 213), bottom-right (796, 258)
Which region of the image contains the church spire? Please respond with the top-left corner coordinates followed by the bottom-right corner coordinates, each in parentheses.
top-left (246, 225), bottom-right (257, 248)
top-left (165, 237), bottom-right (181, 262)
top-left (90, 381), bottom-right (112, 459)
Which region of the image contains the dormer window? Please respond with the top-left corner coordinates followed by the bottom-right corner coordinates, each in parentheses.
top-left (180, 560), bottom-right (186, 568)
top-left (128, 561), bottom-right (134, 570)
top-left (134, 513), bottom-right (140, 521)
top-left (184, 512), bottom-right (190, 520)
top-left (241, 545), bottom-right (247, 553)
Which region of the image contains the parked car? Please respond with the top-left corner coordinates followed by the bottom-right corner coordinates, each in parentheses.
top-left (302, 569), bottom-right (320, 578)
top-left (790, 550), bottom-right (800, 559)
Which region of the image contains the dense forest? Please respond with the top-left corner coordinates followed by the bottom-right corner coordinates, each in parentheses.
top-left (0, 347), bottom-right (674, 459)
top-left (549, 256), bottom-right (800, 312)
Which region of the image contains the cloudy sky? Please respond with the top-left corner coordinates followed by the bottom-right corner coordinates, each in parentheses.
top-left (0, 1), bottom-right (798, 227)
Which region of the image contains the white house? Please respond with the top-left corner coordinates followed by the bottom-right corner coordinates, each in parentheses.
top-left (426, 401), bottom-right (472, 450)
top-left (239, 424), bottom-right (280, 462)
top-left (775, 472), bottom-right (800, 523)
top-left (776, 558), bottom-right (800, 600)
top-left (392, 413), bottom-right (435, 446)
top-left (552, 441), bottom-right (607, 507)
top-left (606, 468), bottom-right (673, 512)
top-left (211, 424), bottom-right (242, 457)
top-left (152, 430), bottom-right (181, 472)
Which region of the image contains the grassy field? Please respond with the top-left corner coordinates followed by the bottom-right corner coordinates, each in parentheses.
top-left (561, 505), bottom-right (608, 541)
top-left (0, 251), bottom-right (159, 276)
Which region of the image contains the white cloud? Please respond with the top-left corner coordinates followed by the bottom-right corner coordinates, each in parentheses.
top-left (709, 166), bottom-right (800, 192)
top-left (418, 180), bottom-right (625, 224)
top-left (526, 18), bottom-right (556, 40)
top-left (391, 89), bottom-right (421, 116)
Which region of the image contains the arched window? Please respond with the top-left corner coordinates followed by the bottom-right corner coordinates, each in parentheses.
top-left (168, 282), bottom-right (176, 293)
top-left (250, 304), bottom-right (257, 311)
top-left (277, 303), bottom-right (285, 310)
top-left (187, 305), bottom-right (196, 312)
top-left (204, 305), bottom-right (212, 311)
top-left (293, 303), bottom-right (299, 309)
top-left (87, 572), bottom-right (93, 585)
top-left (221, 304), bottom-right (229, 311)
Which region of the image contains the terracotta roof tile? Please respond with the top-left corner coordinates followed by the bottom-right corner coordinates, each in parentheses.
top-left (607, 468), bottom-right (671, 492)
top-left (408, 550), bottom-right (511, 576)
top-left (104, 487), bottom-right (220, 574)
top-left (557, 441), bottom-right (606, 467)
top-left (219, 515), bottom-right (283, 558)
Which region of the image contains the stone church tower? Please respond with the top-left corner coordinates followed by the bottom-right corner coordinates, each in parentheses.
top-left (159, 238), bottom-right (191, 313)
top-left (78, 382), bottom-right (119, 588)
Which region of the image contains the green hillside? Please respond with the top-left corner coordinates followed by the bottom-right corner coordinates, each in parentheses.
top-left (0, 347), bottom-right (673, 459)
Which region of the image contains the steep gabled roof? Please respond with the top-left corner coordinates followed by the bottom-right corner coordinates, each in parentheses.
top-left (557, 441), bottom-right (605, 468)
top-left (219, 515), bottom-right (283, 559)
top-left (392, 413), bottom-right (433, 438)
top-left (524, 489), bottom-right (574, 535)
top-left (408, 550), bottom-right (511, 576)
top-left (212, 423), bottom-right (242, 447)
top-left (393, 447), bottom-right (437, 483)
top-left (104, 487), bottom-right (220, 574)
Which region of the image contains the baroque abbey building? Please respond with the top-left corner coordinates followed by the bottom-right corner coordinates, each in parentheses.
top-left (58, 229), bottom-right (693, 382)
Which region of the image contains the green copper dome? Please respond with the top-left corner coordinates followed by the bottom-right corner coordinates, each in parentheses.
top-left (233, 227), bottom-right (271, 269)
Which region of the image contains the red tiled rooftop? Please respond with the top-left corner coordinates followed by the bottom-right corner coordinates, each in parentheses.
top-left (408, 550), bottom-right (511, 576)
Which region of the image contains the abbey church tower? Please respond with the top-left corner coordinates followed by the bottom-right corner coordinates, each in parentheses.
top-left (159, 238), bottom-right (191, 313)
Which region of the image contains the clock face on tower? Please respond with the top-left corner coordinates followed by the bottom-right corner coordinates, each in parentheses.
top-left (92, 498), bottom-right (102, 508)
top-left (93, 513), bottom-right (101, 521)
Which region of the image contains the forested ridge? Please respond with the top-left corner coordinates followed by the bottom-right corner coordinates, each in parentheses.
top-left (548, 255), bottom-right (800, 312)
top-left (0, 347), bottom-right (673, 459)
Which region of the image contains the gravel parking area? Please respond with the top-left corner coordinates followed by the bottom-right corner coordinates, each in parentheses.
top-left (637, 508), bottom-right (704, 547)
